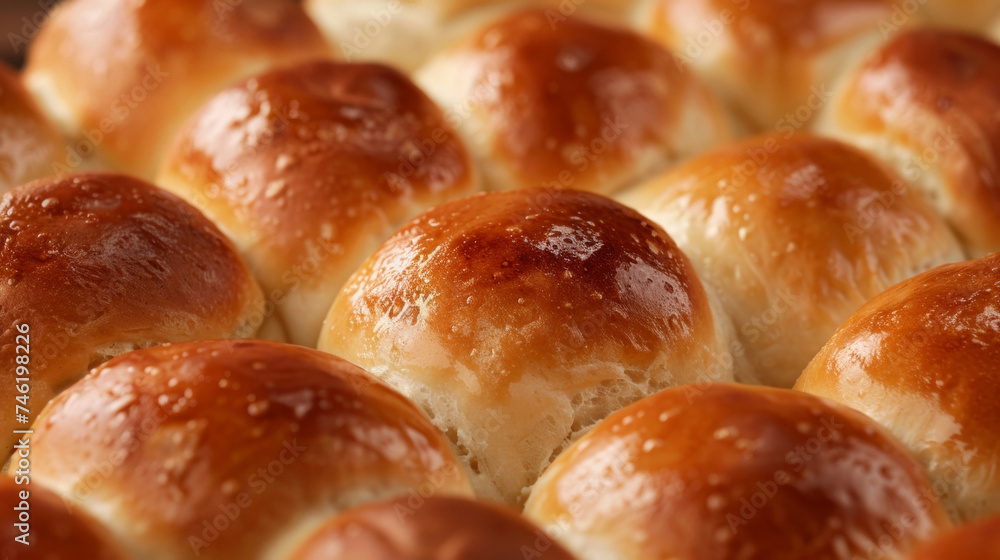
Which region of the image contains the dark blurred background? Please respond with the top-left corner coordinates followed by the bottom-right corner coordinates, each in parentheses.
top-left (0, 0), bottom-right (63, 68)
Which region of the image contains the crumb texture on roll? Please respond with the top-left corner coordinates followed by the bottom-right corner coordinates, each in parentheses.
top-left (415, 9), bottom-right (731, 194)
top-left (907, 515), bottom-right (1000, 559)
top-left (0, 63), bottom-right (66, 192)
top-left (0, 172), bottom-right (263, 460)
top-left (287, 496), bottom-right (579, 560)
top-left (305, 0), bottom-right (638, 71)
top-left (159, 60), bottom-right (478, 346)
top-left (796, 254), bottom-right (1000, 522)
top-left (817, 29), bottom-right (1000, 256)
top-left (620, 133), bottom-right (963, 387)
top-left (525, 383), bottom-right (951, 560)
top-left (0, 477), bottom-right (128, 560)
top-left (320, 188), bottom-right (745, 506)
top-left (18, 339), bottom-right (472, 560)
top-left (641, 0), bottom-right (903, 130)
top-left (24, 0), bottom-right (332, 178)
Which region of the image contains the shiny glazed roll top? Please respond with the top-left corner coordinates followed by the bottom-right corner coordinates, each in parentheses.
top-left (320, 188), bottom-right (747, 506)
top-left (817, 28), bottom-right (1000, 257)
top-left (287, 496), bottom-right (579, 560)
top-left (797, 254), bottom-right (1000, 522)
top-left (158, 60), bottom-right (479, 346)
top-left (23, 0), bottom-right (333, 178)
top-left (0, 173), bottom-right (263, 460)
top-left (17, 340), bottom-right (472, 560)
top-left (525, 383), bottom-right (951, 560)
top-left (415, 9), bottom-right (732, 194)
top-left (621, 133), bottom-right (963, 387)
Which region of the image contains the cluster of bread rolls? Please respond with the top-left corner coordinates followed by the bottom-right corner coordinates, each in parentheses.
top-left (4, 0), bottom-right (1000, 558)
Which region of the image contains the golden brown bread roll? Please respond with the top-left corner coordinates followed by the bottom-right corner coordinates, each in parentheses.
top-left (158, 60), bottom-right (479, 346)
top-left (639, 0), bottom-right (908, 131)
top-left (0, 63), bottom-right (66, 191)
top-left (620, 133), bottom-right (963, 387)
top-left (906, 515), bottom-right (1000, 559)
top-left (305, 0), bottom-right (637, 71)
top-left (16, 339), bottom-right (472, 560)
top-left (414, 9), bottom-right (732, 194)
top-left (816, 28), bottom-right (1000, 256)
top-left (525, 383), bottom-right (951, 560)
top-left (0, 172), bottom-right (263, 460)
top-left (319, 188), bottom-right (748, 506)
top-left (24, 0), bottom-right (333, 179)
top-left (287, 496), bottom-right (579, 560)
top-left (796, 254), bottom-right (1000, 522)
top-left (0, 477), bottom-right (128, 560)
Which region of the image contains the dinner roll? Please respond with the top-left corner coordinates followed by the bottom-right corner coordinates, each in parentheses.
top-left (320, 188), bottom-right (748, 506)
top-left (0, 477), bottom-right (128, 560)
top-left (907, 515), bottom-right (1000, 559)
top-left (0, 63), bottom-right (66, 192)
top-left (18, 339), bottom-right (472, 560)
top-left (525, 383), bottom-right (951, 560)
top-left (0, 173), bottom-right (263, 460)
top-left (816, 29), bottom-right (1000, 256)
top-left (158, 60), bottom-right (478, 346)
top-left (639, 0), bottom-right (906, 131)
top-left (415, 9), bottom-right (732, 194)
top-left (24, 0), bottom-right (332, 179)
top-left (620, 133), bottom-right (963, 388)
top-left (305, 0), bottom-right (637, 71)
top-left (287, 496), bottom-right (578, 560)
top-left (796, 254), bottom-right (1000, 522)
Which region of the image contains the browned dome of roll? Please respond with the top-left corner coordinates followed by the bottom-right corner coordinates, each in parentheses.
top-left (414, 9), bottom-right (732, 194)
top-left (640, 0), bottom-right (906, 130)
top-left (320, 188), bottom-right (746, 506)
top-left (0, 476), bottom-right (128, 560)
top-left (0, 173), bottom-right (263, 461)
top-left (0, 63), bottom-right (66, 192)
top-left (23, 0), bottom-right (333, 179)
top-left (525, 383), bottom-right (951, 560)
top-left (907, 515), bottom-right (1000, 559)
top-left (305, 0), bottom-right (639, 71)
top-left (620, 133), bottom-right (963, 387)
top-left (796, 254), bottom-right (1000, 522)
top-left (918, 0), bottom-right (1000, 30)
top-left (817, 29), bottom-right (1000, 256)
top-left (158, 60), bottom-right (479, 346)
top-left (287, 496), bottom-right (578, 560)
top-left (16, 339), bottom-right (472, 560)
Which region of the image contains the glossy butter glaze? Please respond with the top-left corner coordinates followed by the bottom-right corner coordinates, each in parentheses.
top-left (20, 339), bottom-right (472, 560)
top-left (525, 383), bottom-right (950, 560)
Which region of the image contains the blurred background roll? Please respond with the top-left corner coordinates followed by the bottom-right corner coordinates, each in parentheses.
top-left (158, 60), bottom-right (479, 346)
top-left (18, 339), bottom-right (472, 560)
top-left (797, 254), bottom-right (1000, 522)
top-left (525, 383), bottom-right (950, 560)
top-left (638, 0), bottom-right (911, 132)
top-left (0, 62), bottom-right (66, 191)
top-left (304, 0), bottom-right (639, 72)
top-left (0, 172), bottom-right (263, 460)
top-left (816, 29), bottom-right (1000, 257)
top-left (415, 9), bottom-right (732, 194)
top-left (287, 496), bottom-right (579, 560)
top-left (621, 133), bottom-right (963, 387)
top-left (23, 0), bottom-right (333, 179)
top-left (320, 188), bottom-right (748, 506)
